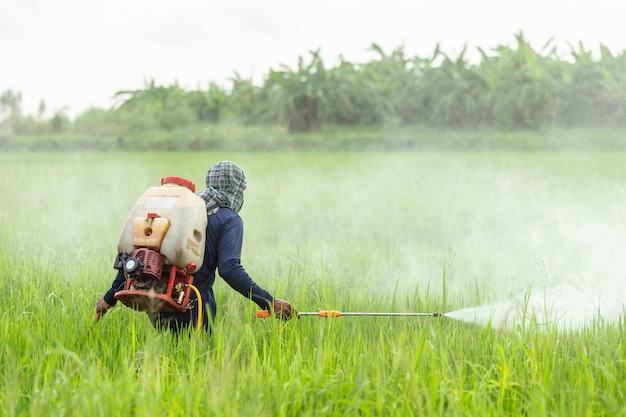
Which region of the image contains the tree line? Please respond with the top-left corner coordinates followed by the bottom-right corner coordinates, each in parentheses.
top-left (2, 33), bottom-right (625, 137)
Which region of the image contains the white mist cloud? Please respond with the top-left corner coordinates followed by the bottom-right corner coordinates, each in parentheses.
top-left (446, 200), bottom-right (626, 330)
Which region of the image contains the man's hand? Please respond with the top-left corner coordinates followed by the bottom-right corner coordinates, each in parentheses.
top-left (273, 298), bottom-right (299, 320)
top-left (94, 296), bottom-right (112, 323)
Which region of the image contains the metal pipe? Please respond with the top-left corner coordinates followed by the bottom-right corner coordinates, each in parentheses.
top-left (256, 310), bottom-right (441, 318)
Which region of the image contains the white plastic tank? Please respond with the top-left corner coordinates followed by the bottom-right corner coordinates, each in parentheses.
top-left (117, 176), bottom-right (207, 272)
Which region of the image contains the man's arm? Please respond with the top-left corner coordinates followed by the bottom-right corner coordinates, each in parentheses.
top-left (95, 270), bottom-right (126, 322)
top-left (216, 213), bottom-right (297, 319)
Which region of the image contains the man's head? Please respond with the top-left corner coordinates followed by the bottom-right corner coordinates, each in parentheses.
top-left (204, 161), bottom-right (247, 213)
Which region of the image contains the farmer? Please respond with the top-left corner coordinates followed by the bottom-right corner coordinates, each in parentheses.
top-left (95, 160), bottom-right (297, 332)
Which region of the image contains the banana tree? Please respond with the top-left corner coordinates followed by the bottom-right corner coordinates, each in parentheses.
top-left (324, 57), bottom-right (385, 125)
top-left (186, 82), bottom-right (226, 124)
top-left (420, 45), bottom-right (490, 128)
top-left (226, 73), bottom-right (271, 125)
top-left (597, 45), bottom-right (626, 125)
top-left (550, 41), bottom-right (609, 126)
top-left (114, 80), bottom-right (194, 131)
top-left (265, 50), bottom-right (329, 132)
top-left (486, 33), bottom-right (554, 129)
top-left (361, 44), bottom-right (423, 124)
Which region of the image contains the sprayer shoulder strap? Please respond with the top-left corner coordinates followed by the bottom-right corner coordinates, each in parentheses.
top-left (207, 203), bottom-right (226, 216)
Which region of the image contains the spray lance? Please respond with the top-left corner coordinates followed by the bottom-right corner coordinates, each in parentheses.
top-left (256, 310), bottom-right (441, 318)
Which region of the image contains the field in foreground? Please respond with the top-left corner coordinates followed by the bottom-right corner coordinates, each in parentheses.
top-left (1, 150), bottom-right (625, 416)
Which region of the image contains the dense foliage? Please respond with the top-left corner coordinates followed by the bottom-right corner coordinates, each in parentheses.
top-left (1, 33), bottom-right (625, 144)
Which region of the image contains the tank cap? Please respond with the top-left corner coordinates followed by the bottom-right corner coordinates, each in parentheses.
top-left (161, 176), bottom-right (196, 193)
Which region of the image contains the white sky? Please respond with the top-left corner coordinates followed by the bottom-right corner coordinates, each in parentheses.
top-left (1, 0), bottom-right (624, 118)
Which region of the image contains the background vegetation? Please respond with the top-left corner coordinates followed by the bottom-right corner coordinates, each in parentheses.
top-left (1, 33), bottom-right (626, 151)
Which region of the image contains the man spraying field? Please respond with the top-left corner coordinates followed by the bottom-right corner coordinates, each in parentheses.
top-left (95, 160), bottom-right (297, 333)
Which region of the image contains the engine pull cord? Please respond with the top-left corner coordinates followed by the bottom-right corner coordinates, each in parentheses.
top-left (189, 284), bottom-right (202, 335)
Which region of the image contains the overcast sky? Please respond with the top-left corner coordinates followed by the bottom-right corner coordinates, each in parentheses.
top-left (2, 0), bottom-right (624, 118)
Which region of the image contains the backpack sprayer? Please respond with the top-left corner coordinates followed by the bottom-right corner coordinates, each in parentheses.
top-left (113, 176), bottom-right (208, 332)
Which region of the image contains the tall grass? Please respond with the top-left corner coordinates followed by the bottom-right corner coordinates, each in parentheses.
top-left (1, 150), bottom-right (625, 416)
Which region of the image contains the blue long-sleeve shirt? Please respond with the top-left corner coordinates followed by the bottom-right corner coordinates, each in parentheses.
top-left (194, 206), bottom-right (274, 316)
top-left (103, 206), bottom-right (274, 327)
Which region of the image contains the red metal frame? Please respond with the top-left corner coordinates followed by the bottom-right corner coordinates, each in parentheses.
top-left (115, 265), bottom-right (195, 313)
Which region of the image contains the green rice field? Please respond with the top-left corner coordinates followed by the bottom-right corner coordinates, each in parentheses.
top-left (1, 150), bottom-right (625, 416)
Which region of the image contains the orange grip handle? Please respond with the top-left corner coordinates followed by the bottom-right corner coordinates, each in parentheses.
top-left (319, 310), bottom-right (342, 317)
top-left (256, 310), bottom-right (343, 318)
top-left (256, 310), bottom-right (272, 318)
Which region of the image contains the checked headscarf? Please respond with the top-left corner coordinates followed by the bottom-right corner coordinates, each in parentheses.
top-left (196, 161), bottom-right (247, 213)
